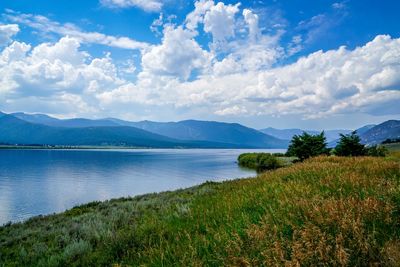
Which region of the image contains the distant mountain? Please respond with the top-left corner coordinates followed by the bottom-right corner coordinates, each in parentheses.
top-left (0, 114), bottom-right (246, 148)
top-left (360, 120), bottom-right (400, 145)
top-left (259, 127), bottom-right (351, 143)
top-left (11, 113), bottom-right (288, 148)
top-left (119, 120), bottom-right (289, 148)
top-left (12, 112), bottom-right (120, 128)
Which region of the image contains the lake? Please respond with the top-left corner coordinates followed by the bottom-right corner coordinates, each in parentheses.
top-left (0, 149), bottom-right (284, 225)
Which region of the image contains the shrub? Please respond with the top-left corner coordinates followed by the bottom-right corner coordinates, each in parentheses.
top-left (366, 145), bottom-right (388, 157)
top-left (286, 132), bottom-right (329, 161)
top-left (62, 240), bottom-right (92, 262)
top-left (238, 153), bottom-right (283, 172)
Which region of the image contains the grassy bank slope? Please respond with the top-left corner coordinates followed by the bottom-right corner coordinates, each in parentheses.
top-left (1, 156), bottom-right (400, 266)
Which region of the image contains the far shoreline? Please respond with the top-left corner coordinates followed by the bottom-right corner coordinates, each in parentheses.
top-left (0, 145), bottom-right (288, 150)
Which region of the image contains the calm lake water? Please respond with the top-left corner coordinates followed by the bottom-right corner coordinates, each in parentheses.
top-left (0, 149), bottom-right (284, 225)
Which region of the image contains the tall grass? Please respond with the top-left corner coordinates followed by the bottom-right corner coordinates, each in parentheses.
top-left (1, 155), bottom-right (399, 266)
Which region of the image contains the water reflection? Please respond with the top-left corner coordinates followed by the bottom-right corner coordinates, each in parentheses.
top-left (0, 149), bottom-right (284, 224)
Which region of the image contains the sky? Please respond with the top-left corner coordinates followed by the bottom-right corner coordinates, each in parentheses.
top-left (0, 0), bottom-right (399, 130)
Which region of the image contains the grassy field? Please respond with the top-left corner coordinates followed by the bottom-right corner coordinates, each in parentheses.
top-left (1, 155), bottom-right (400, 266)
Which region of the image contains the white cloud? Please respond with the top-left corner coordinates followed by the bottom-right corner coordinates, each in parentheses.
top-left (31, 37), bottom-right (88, 65)
top-left (203, 2), bottom-right (240, 44)
top-left (287, 35), bottom-right (303, 56)
top-left (215, 105), bottom-right (247, 115)
top-left (185, 0), bottom-right (215, 31)
top-left (100, 0), bottom-right (163, 12)
top-left (185, 1), bottom-right (241, 47)
top-left (209, 8), bottom-right (284, 73)
top-left (141, 25), bottom-right (212, 80)
top-left (4, 11), bottom-right (150, 50)
top-left (0, 24), bottom-right (19, 46)
top-left (332, 2), bottom-right (346, 9)
top-left (243, 9), bottom-right (260, 42)
top-left (0, 36), bottom-right (124, 114)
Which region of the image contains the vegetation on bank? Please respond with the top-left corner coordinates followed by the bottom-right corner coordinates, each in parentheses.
top-left (238, 131), bottom-right (390, 173)
top-left (1, 154), bottom-right (400, 266)
top-left (237, 153), bottom-right (296, 171)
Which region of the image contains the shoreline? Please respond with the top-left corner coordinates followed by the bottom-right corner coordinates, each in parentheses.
top-left (1, 155), bottom-right (399, 265)
top-left (0, 145), bottom-right (288, 150)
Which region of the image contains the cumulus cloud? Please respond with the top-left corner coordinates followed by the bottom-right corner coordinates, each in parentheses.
top-left (213, 35), bottom-right (400, 118)
top-left (185, 0), bottom-right (215, 31)
top-left (186, 1), bottom-right (241, 47)
top-left (0, 24), bottom-right (19, 46)
top-left (102, 34), bottom-right (400, 120)
top-left (100, 0), bottom-right (163, 12)
top-left (0, 36), bottom-right (124, 116)
top-left (141, 25), bottom-right (212, 80)
top-left (4, 11), bottom-right (150, 50)
top-left (203, 2), bottom-right (240, 44)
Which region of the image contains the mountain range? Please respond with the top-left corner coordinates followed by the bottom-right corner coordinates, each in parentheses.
top-left (1, 112), bottom-right (288, 148)
top-left (1, 111), bottom-right (398, 148)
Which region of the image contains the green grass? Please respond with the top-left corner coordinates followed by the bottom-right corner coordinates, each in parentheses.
top-left (1, 155), bottom-right (400, 266)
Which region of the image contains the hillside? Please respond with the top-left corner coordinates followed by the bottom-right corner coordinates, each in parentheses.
top-left (1, 155), bottom-right (399, 266)
top-left (360, 120), bottom-right (400, 145)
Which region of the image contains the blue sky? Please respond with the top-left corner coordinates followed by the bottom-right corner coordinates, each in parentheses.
top-left (0, 0), bottom-right (399, 130)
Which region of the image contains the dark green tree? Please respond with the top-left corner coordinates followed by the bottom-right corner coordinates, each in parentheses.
top-left (334, 131), bottom-right (366, 156)
top-left (286, 132), bottom-right (329, 161)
